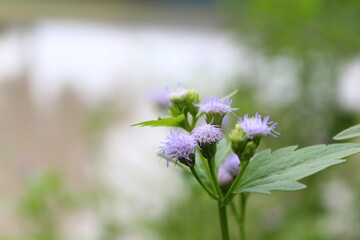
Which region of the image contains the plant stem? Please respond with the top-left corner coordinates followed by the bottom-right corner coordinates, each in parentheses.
top-left (218, 202), bottom-right (230, 240)
top-left (190, 166), bottom-right (217, 199)
top-left (238, 193), bottom-right (248, 240)
top-left (208, 157), bottom-right (223, 200)
top-left (223, 161), bottom-right (249, 205)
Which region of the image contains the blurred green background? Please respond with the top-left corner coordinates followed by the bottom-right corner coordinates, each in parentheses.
top-left (0, 0), bottom-right (359, 240)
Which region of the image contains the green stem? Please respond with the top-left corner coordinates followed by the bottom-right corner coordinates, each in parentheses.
top-left (208, 157), bottom-right (223, 200)
top-left (238, 193), bottom-right (248, 240)
top-left (190, 166), bottom-right (217, 199)
top-left (218, 202), bottom-right (230, 240)
top-left (223, 160), bottom-right (249, 205)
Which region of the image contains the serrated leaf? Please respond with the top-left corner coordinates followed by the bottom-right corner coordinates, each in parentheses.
top-left (333, 124), bottom-right (360, 140)
top-left (233, 143), bottom-right (360, 194)
top-left (131, 114), bottom-right (186, 128)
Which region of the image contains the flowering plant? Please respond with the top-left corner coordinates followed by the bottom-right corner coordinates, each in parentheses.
top-left (133, 86), bottom-right (360, 240)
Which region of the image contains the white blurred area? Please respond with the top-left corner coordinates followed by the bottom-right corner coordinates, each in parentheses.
top-left (0, 19), bottom-right (359, 240)
top-left (0, 21), bottom-right (243, 106)
top-left (0, 20), bottom-right (244, 240)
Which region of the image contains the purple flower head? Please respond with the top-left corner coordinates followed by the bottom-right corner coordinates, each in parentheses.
top-left (160, 130), bottom-right (197, 166)
top-left (218, 154), bottom-right (240, 188)
top-left (239, 113), bottom-right (280, 138)
top-left (194, 96), bottom-right (239, 115)
top-left (222, 153), bottom-right (241, 177)
top-left (191, 124), bottom-right (224, 145)
top-left (217, 167), bottom-right (234, 188)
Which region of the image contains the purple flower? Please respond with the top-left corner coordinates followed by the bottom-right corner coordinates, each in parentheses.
top-left (160, 130), bottom-right (197, 166)
top-left (239, 113), bottom-right (280, 138)
top-left (194, 96), bottom-right (238, 115)
top-left (191, 124), bottom-right (224, 145)
top-left (217, 167), bottom-right (234, 188)
top-left (218, 154), bottom-right (240, 188)
top-left (222, 153), bottom-right (241, 177)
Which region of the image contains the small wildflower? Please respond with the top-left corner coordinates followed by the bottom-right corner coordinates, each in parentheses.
top-left (195, 96), bottom-right (238, 115)
top-left (239, 113), bottom-right (280, 139)
top-left (191, 124), bottom-right (224, 145)
top-left (191, 124), bottom-right (224, 160)
top-left (160, 130), bottom-right (197, 166)
top-left (195, 96), bottom-right (238, 126)
top-left (218, 154), bottom-right (241, 189)
top-left (223, 153), bottom-right (241, 177)
top-left (217, 167), bottom-right (234, 189)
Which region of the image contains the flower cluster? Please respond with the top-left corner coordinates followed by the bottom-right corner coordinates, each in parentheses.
top-left (158, 86), bottom-right (280, 168)
top-left (160, 124), bottom-right (224, 165)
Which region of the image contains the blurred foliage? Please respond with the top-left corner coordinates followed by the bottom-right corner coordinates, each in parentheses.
top-left (17, 171), bottom-right (84, 240)
top-left (154, 1), bottom-right (360, 240)
top-left (85, 102), bottom-right (117, 149)
top-left (220, 0), bottom-right (360, 59)
top-left (218, 0), bottom-right (360, 147)
top-left (9, 170), bottom-right (123, 240)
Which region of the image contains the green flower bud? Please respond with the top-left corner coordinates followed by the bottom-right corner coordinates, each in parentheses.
top-left (242, 142), bottom-right (258, 161)
top-left (186, 89), bottom-right (200, 116)
top-left (229, 123), bottom-right (246, 156)
top-left (169, 103), bottom-right (182, 117)
top-left (168, 87), bottom-right (200, 117)
top-left (204, 112), bottom-right (225, 126)
top-left (230, 124), bottom-right (261, 162)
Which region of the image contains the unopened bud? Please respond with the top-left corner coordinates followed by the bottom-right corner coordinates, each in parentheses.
top-left (229, 123), bottom-right (246, 156)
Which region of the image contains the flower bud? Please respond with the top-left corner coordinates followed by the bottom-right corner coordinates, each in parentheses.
top-left (229, 123), bottom-right (246, 156)
top-left (186, 89), bottom-right (200, 116)
top-left (218, 154), bottom-right (241, 191)
top-left (167, 87), bottom-right (200, 117)
top-left (217, 167), bottom-right (234, 190)
top-left (242, 141), bottom-right (258, 160)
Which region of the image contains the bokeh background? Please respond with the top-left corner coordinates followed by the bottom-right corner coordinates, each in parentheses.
top-left (0, 0), bottom-right (359, 239)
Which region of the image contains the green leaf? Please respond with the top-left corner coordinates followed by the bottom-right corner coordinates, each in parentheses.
top-left (233, 143), bottom-right (360, 194)
top-left (223, 89), bottom-right (238, 99)
top-left (215, 139), bottom-right (233, 172)
top-left (333, 124), bottom-right (360, 140)
top-left (131, 114), bottom-right (186, 128)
